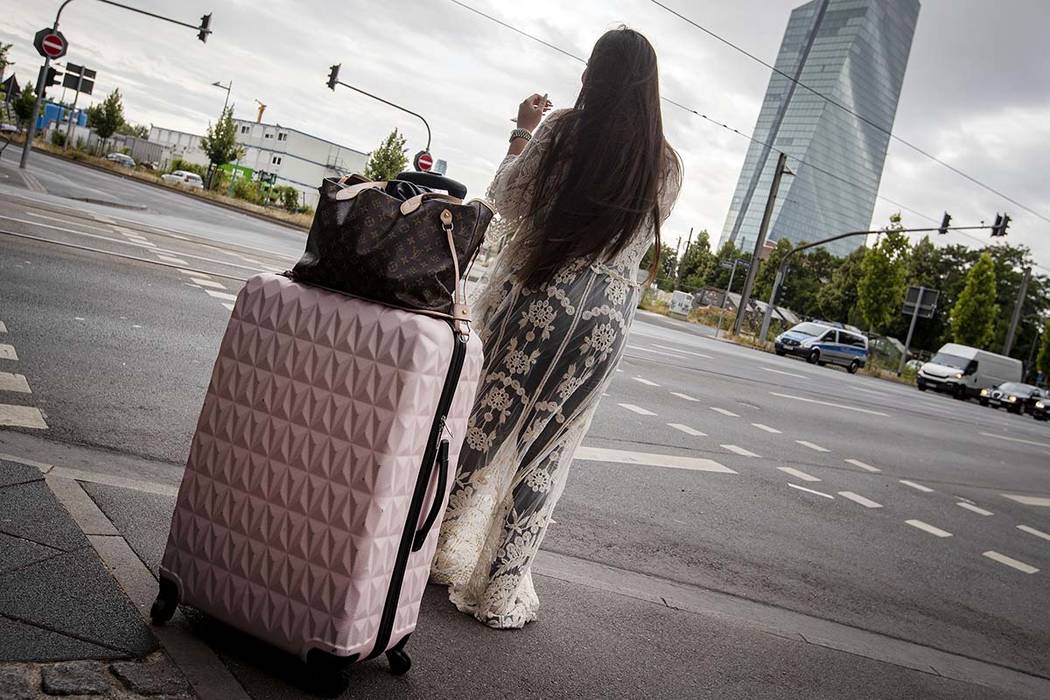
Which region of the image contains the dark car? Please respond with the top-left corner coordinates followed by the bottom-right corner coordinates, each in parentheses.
top-left (979, 382), bottom-right (1043, 414)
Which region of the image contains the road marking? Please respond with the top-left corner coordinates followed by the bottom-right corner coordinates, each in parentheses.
top-left (751, 423), bottom-right (781, 434)
top-left (222, 303), bottom-right (235, 311)
top-left (618, 403), bottom-right (656, 416)
top-left (73, 317), bottom-right (85, 321)
top-left (710, 407), bottom-right (739, 417)
top-left (838, 492), bottom-right (883, 508)
top-left (721, 444), bottom-right (760, 457)
top-left (653, 344), bottom-right (712, 359)
top-left (633, 377), bottom-right (661, 387)
top-left (668, 423), bottom-right (706, 437)
top-left (0, 372), bottom-right (31, 393)
top-left (0, 404), bottom-right (48, 429)
top-left (769, 392), bottom-right (888, 416)
top-left (906, 520), bottom-right (952, 538)
top-left (179, 268), bottom-right (209, 277)
top-left (240, 257), bottom-right (265, 265)
top-left (1017, 525), bottom-right (1050, 542)
top-left (131, 239), bottom-right (157, 247)
top-left (0, 344), bottom-right (17, 361)
top-left (191, 278), bottom-right (226, 290)
top-left (845, 458), bottom-right (880, 473)
top-left (23, 211), bottom-right (111, 231)
top-left (633, 347), bottom-right (693, 360)
top-left (788, 483), bottom-right (834, 499)
top-left (762, 367), bottom-right (806, 379)
top-left (956, 502), bottom-right (993, 516)
top-left (980, 432), bottom-right (1050, 449)
top-left (205, 289), bottom-right (238, 302)
top-left (982, 551), bottom-right (1039, 574)
top-left (900, 480), bottom-right (934, 493)
top-left (795, 440), bottom-right (830, 453)
top-left (779, 466), bottom-right (820, 482)
top-left (1001, 494), bottom-right (1050, 507)
top-left (0, 321), bottom-right (6, 333)
top-left (671, 392), bottom-right (699, 402)
top-left (575, 446), bottom-right (736, 474)
top-left (157, 255), bottom-right (188, 265)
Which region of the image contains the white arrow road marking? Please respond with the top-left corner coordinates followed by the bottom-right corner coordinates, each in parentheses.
top-left (982, 551), bottom-right (1039, 574)
top-left (575, 447), bottom-right (736, 474)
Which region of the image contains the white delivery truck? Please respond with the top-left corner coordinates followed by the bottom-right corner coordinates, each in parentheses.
top-left (916, 343), bottom-right (1022, 399)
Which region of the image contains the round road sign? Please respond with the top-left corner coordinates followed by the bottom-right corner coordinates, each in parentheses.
top-left (34, 28), bottom-right (68, 59)
top-left (414, 150), bottom-right (433, 172)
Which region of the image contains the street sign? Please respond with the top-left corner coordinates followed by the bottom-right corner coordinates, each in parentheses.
top-left (719, 259), bottom-right (750, 270)
top-left (34, 28), bottom-right (69, 59)
top-left (413, 150), bottom-right (433, 172)
top-left (62, 64), bottom-right (96, 96)
top-left (901, 286), bottom-right (939, 319)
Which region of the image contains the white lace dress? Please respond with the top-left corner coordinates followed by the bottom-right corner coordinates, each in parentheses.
top-left (431, 109), bottom-right (680, 628)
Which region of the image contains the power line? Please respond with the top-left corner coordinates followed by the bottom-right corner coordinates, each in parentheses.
top-left (648, 0), bottom-right (1050, 226)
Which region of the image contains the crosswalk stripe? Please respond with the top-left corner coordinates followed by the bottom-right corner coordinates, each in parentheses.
top-left (0, 404), bottom-right (48, 429)
top-left (205, 289), bottom-right (238, 302)
top-left (618, 403), bottom-right (656, 416)
top-left (0, 344), bottom-right (17, 361)
top-left (0, 321), bottom-right (7, 334)
top-left (668, 423), bottom-right (706, 437)
top-left (575, 446), bottom-right (736, 474)
top-left (0, 372), bottom-right (32, 394)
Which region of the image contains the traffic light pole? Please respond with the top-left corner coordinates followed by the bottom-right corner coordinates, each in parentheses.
top-left (18, 54), bottom-right (50, 169)
top-left (332, 79), bottom-right (432, 152)
top-left (1003, 267), bottom-right (1031, 356)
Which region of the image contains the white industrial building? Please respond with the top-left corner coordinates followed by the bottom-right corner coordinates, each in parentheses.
top-left (149, 119), bottom-right (368, 208)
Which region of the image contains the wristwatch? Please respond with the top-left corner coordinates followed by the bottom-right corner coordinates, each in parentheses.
top-left (509, 128), bottom-right (533, 143)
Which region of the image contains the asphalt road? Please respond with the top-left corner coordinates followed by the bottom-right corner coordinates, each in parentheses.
top-left (1, 155), bottom-right (1048, 694)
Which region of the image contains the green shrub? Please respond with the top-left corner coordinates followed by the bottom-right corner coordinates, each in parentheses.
top-left (232, 177), bottom-right (261, 203)
top-left (169, 158), bottom-right (206, 177)
top-left (50, 130), bottom-right (66, 147)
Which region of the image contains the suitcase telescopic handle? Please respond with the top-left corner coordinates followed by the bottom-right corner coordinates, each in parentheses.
top-left (412, 439), bottom-right (450, 551)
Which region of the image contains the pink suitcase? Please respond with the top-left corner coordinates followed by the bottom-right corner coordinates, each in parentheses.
top-left (152, 273), bottom-right (482, 686)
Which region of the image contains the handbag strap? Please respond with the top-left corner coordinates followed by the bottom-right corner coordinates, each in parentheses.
top-left (440, 208), bottom-right (471, 338)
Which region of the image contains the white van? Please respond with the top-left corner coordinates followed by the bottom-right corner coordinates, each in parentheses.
top-left (916, 343), bottom-right (1021, 399)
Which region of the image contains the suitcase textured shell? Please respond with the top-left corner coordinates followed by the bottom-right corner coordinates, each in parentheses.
top-left (160, 273), bottom-right (482, 660)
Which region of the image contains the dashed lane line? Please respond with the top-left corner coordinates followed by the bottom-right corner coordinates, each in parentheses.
top-left (710, 407), bottom-right (739, 417)
top-left (1001, 494), bottom-right (1050, 507)
top-left (191, 278), bottom-right (226, 290)
top-left (575, 446), bottom-right (736, 474)
top-left (628, 347), bottom-right (692, 360)
top-left (838, 492), bottom-right (883, 508)
top-left (982, 551), bottom-right (1039, 574)
top-left (205, 289), bottom-right (238, 302)
top-left (633, 377), bottom-right (661, 387)
top-left (23, 211), bottom-right (111, 232)
top-left (652, 344), bottom-right (712, 359)
top-left (0, 404), bottom-right (48, 429)
top-left (795, 440), bottom-right (830, 453)
top-left (778, 467), bottom-right (820, 482)
top-left (768, 392), bottom-right (888, 417)
top-left (980, 432), bottom-right (1050, 449)
top-left (900, 480), bottom-right (934, 493)
top-left (668, 423), bottom-right (706, 437)
top-left (788, 483), bottom-right (834, 499)
top-left (721, 444), bottom-right (760, 458)
top-left (671, 392), bottom-right (699, 402)
top-left (618, 403), bottom-right (656, 416)
top-left (157, 255), bottom-right (189, 265)
top-left (0, 321), bottom-right (6, 333)
top-left (179, 269), bottom-right (209, 277)
top-left (0, 372), bottom-right (31, 393)
top-left (1017, 525), bottom-right (1050, 542)
top-left (222, 303), bottom-right (235, 311)
top-left (956, 502), bottom-right (993, 517)
top-left (0, 344), bottom-right (17, 361)
top-left (762, 367), bottom-right (807, 379)
top-left (845, 458), bottom-right (880, 473)
top-left (751, 423), bottom-right (781, 434)
top-left (906, 520), bottom-right (952, 538)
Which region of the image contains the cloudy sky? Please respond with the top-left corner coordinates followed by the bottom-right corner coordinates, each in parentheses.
top-left (3, 0), bottom-right (1048, 270)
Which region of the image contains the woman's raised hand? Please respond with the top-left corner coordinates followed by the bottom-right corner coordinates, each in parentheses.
top-left (516, 93), bottom-right (552, 132)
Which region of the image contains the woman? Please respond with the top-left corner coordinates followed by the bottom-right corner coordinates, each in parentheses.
top-left (432, 27), bottom-right (681, 629)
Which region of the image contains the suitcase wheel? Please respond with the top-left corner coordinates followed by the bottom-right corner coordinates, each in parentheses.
top-left (149, 577), bottom-right (179, 625)
top-left (386, 648), bottom-right (411, 676)
top-left (307, 651), bottom-right (353, 697)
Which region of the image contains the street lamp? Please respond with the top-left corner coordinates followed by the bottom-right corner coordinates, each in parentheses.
top-left (211, 80), bottom-right (231, 113)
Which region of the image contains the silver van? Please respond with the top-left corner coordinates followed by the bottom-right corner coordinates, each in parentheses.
top-left (916, 343), bottom-right (1022, 399)
top-left (775, 322), bottom-right (869, 374)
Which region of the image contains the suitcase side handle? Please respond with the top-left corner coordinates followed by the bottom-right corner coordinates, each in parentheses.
top-left (412, 438), bottom-right (450, 552)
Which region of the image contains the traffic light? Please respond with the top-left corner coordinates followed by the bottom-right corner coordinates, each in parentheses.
top-left (327, 64), bottom-right (341, 91)
top-left (37, 65), bottom-right (61, 95)
top-left (990, 213), bottom-right (1011, 237)
top-left (938, 211), bottom-right (951, 235)
top-left (197, 13), bottom-right (212, 43)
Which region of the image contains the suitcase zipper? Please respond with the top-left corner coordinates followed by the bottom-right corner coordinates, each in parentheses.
top-left (366, 326), bottom-right (468, 660)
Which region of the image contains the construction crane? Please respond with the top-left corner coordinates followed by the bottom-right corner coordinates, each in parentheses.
top-left (254, 99), bottom-right (267, 123)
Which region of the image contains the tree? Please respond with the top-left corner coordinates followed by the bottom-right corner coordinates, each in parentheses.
top-left (363, 129), bottom-right (407, 181)
top-left (676, 230), bottom-right (714, 291)
top-left (1037, 324), bottom-right (1050, 379)
top-left (117, 122), bottom-right (149, 139)
top-left (12, 85), bottom-right (37, 129)
top-left (92, 89), bottom-right (126, 151)
top-left (641, 242), bottom-right (678, 291)
top-left (707, 241), bottom-right (749, 293)
top-left (0, 43), bottom-right (13, 85)
top-left (856, 214), bottom-right (910, 333)
top-left (200, 106), bottom-right (245, 183)
top-left (950, 251), bottom-right (999, 348)
top-left (817, 247), bottom-right (865, 325)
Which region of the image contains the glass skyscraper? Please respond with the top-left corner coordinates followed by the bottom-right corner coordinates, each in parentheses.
top-left (718, 0), bottom-right (920, 259)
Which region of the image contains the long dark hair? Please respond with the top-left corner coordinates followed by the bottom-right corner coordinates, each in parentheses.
top-left (519, 27), bottom-right (679, 289)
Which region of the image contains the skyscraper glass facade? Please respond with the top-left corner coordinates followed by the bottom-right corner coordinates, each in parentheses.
top-left (719, 0), bottom-right (920, 259)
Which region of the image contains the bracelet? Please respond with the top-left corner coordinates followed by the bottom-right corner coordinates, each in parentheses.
top-left (509, 128), bottom-right (533, 143)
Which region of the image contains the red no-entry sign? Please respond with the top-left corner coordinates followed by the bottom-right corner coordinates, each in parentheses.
top-left (414, 150), bottom-right (433, 172)
top-left (34, 28), bottom-right (69, 59)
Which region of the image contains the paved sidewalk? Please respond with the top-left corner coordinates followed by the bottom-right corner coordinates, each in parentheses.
top-left (1, 449), bottom-right (1048, 698)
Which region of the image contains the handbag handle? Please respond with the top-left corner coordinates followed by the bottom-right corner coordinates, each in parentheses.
top-left (412, 439), bottom-right (449, 551)
top-left (332, 180), bottom-right (385, 201)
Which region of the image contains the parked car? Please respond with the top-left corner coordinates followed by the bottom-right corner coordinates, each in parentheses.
top-left (0, 123), bottom-right (20, 134)
top-left (1033, 398), bottom-right (1049, 421)
top-left (160, 170), bottom-right (204, 189)
top-left (916, 343), bottom-right (1022, 399)
top-left (105, 152), bottom-right (135, 168)
top-left (979, 383), bottom-right (1043, 414)
top-left (774, 321), bottom-right (868, 374)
